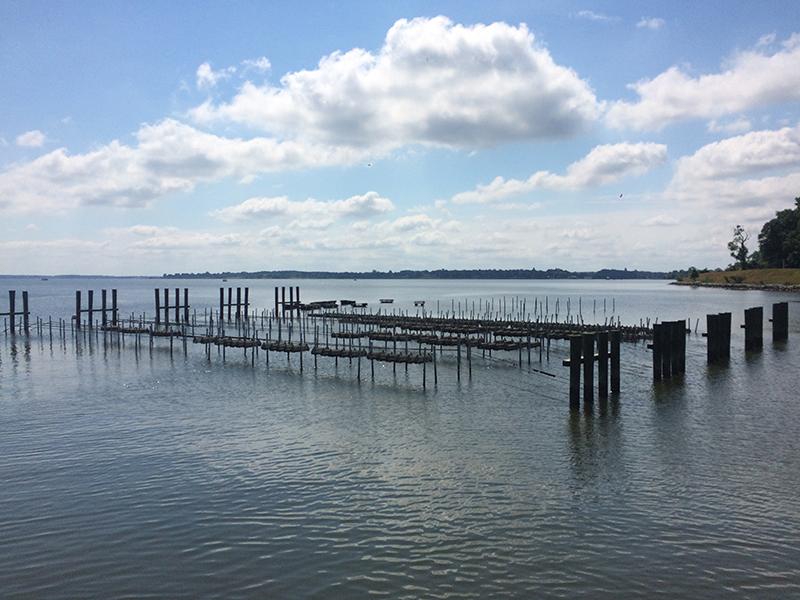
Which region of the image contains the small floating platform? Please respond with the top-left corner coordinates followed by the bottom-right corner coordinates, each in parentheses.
top-left (311, 347), bottom-right (367, 358)
top-left (379, 298), bottom-right (394, 304)
top-left (366, 351), bottom-right (432, 364)
top-left (262, 341), bottom-right (310, 353)
top-left (330, 331), bottom-right (366, 339)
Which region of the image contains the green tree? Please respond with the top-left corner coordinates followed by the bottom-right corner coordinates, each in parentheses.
top-left (688, 266), bottom-right (699, 280)
top-left (728, 225), bottom-right (751, 269)
top-left (758, 197), bottom-right (800, 268)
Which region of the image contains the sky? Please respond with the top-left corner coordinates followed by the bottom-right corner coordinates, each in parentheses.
top-left (1, 0), bottom-right (800, 275)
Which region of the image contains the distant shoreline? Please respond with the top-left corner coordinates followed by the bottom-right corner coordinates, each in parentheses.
top-left (671, 281), bottom-right (800, 292)
top-left (160, 268), bottom-right (676, 281)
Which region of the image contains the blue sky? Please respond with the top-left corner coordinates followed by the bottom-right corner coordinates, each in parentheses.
top-left (2, 0), bottom-right (799, 274)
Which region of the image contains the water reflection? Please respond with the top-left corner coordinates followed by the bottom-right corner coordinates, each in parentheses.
top-left (567, 398), bottom-right (622, 486)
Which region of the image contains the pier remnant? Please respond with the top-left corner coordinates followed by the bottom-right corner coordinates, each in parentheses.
top-left (742, 307), bottom-right (763, 352)
top-left (1, 290), bottom-right (30, 334)
top-left (705, 313), bottom-right (731, 364)
top-left (75, 289), bottom-right (118, 329)
top-left (770, 302), bottom-right (789, 342)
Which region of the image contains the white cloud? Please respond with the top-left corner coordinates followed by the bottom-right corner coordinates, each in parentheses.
top-left (636, 17), bottom-right (665, 30)
top-left (607, 33), bottom-right (800, 130)
top-left (707, 117), bottom-right (752, 134)
top-left (16, 130), bottom-right (46, 147)
top-left (241, 56), bottom-right (271, 73)
top-left (574, 10), bottom-right (616, 22)
top-left (757, 32), bottom-right (776, 47)
top-left (451, 142), bottom-right (667, 204)
top-left (0, 119), bottom-right (362, 213)
top-left (211, 191), bottom-right (395, 223)
top-left (668, 124), bottom-right (800, 217)
top-left (641, 214), bottom-right (679, 226)
top-left (190, 16), bottom-right (600, 149)
top-left (196, 62), bottom-right (236, 89)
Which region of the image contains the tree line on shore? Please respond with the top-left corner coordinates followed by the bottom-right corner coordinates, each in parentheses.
top-left (687, 196), bottom-right (800, 279)
top-left (163, 267), bottom-right (678, 280)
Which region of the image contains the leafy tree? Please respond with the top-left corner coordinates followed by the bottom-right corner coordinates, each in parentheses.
top-left (688, 266), bottom-right (699, 280)
top-left (727, 225), bottom-right (751, 270)
top-left (758, 197), bottom-right (800, 268)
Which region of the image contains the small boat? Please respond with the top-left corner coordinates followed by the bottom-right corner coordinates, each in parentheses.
top-left (379, 298), bottom-right (394, 304)
top-left (40, 277), bottom-right (49, 281)
top-left (414, 300), bottom-right (425, 307)
top-left (222, 279), bottom-right (228, 282)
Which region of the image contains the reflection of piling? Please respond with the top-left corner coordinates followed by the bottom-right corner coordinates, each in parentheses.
top-left (770, 302), bottom-right (788, 342)
top-left (742, 307), bottom-right (763, 352)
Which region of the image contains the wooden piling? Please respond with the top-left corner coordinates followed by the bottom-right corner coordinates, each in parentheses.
top-left (227, 287), bottom-right (233, 321)
top-left (569, 336), bottom-right (581, 409)
top-left (597, 330), bottom-right (608, 398)
top-left (661, 322), bottom-right (672, 379)
top-left (112, 289), bottom-right (118, 325)
top-left (236, 287), bottom-right (242, 321)
top-left (244, 287), bottom-right (249, 320)
top-left (75, 290), bottom-right (81, 330)
top-left (771, 302), bottom-right (789, 342)
top-left (610, 330), bottom-right (620, 394)
top-left (652, 323), bottom-right (663, 380)
top-left (101, 289), bottom-right (107, 327)
top-left (87, 290), bottom-right (94, 328)
top-left (743, 307), bottom-right (763, 352)
top-left (582, 333), bottom-right (594, 404)
top-left (184, 288), bottom-right (189, 324)
top-left (163, 288), bottom-right (169, 327)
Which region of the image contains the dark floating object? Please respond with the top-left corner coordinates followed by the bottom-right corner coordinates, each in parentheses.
top-left (379, 298), bottom-right (394, 304)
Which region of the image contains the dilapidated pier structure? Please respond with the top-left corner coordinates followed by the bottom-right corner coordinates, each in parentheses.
top-left (2, 285), bottom-right (791, 411)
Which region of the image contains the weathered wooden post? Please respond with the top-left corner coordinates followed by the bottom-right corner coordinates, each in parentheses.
top-left (227, 287), bottom-right (233, 320)
top-left (569, 335), bottom-right (581, 410)
top-left (183, 288), bottom-right (189, 324)
top-left (288, 287), bottom-right (294, 321)
top-left (244, 287), bottom-right (250, 320)
top-left (598, 330), bottom-right (609, 398)
top-left (236, 287), bottom-right (242, 321)
top-left (610, 330), bottom-right (620, 394)
top-left (21, 291), bottom-right (29, 333)
top-left (75, 290), bottom-right (81, 330)
top-left (112, 289), bottom-right (118, 325)
top-left (155, 289), bottom-right (161, 326)
top-left (163, 288), bottom-right (170, 327)
top-left (281, 287), bottom-right (286, 321)
top-left (652, 323), bottom-right (663, 380)
top-left (295, 286), bottom-right (300, 320)
top-left (219, 287), bottom-right (224, 322)
top-left (101, 289), bottom-right (108, 327)
top-left (274, 287), bottom-right (279, 318)
top-left (743, 307), bottom-right (763, 352)
top-left (582, 333), bottom-right (594, 404)
top-left (661, 321), bottom-right (672, 379)
top-left (87, 290), bottom-right (94, 328)
top-left (771, 302), bottom-right (789, 342)
top-left (174, 287), bottom-right (180, 324)
top-left (675, 319), bottom-right (686, 374)
top-left (8, 290), bottom-right (17, 334)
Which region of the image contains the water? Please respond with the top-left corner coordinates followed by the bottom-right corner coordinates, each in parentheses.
top-left (1, 278), bottom-right (799, 598)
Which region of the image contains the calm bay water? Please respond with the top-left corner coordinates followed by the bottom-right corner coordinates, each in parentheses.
top-left (1, 277), bottom-right (799, 598)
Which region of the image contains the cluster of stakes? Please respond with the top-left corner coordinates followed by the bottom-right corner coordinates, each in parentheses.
top-left (1, 287), bottom-right (790, 407)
